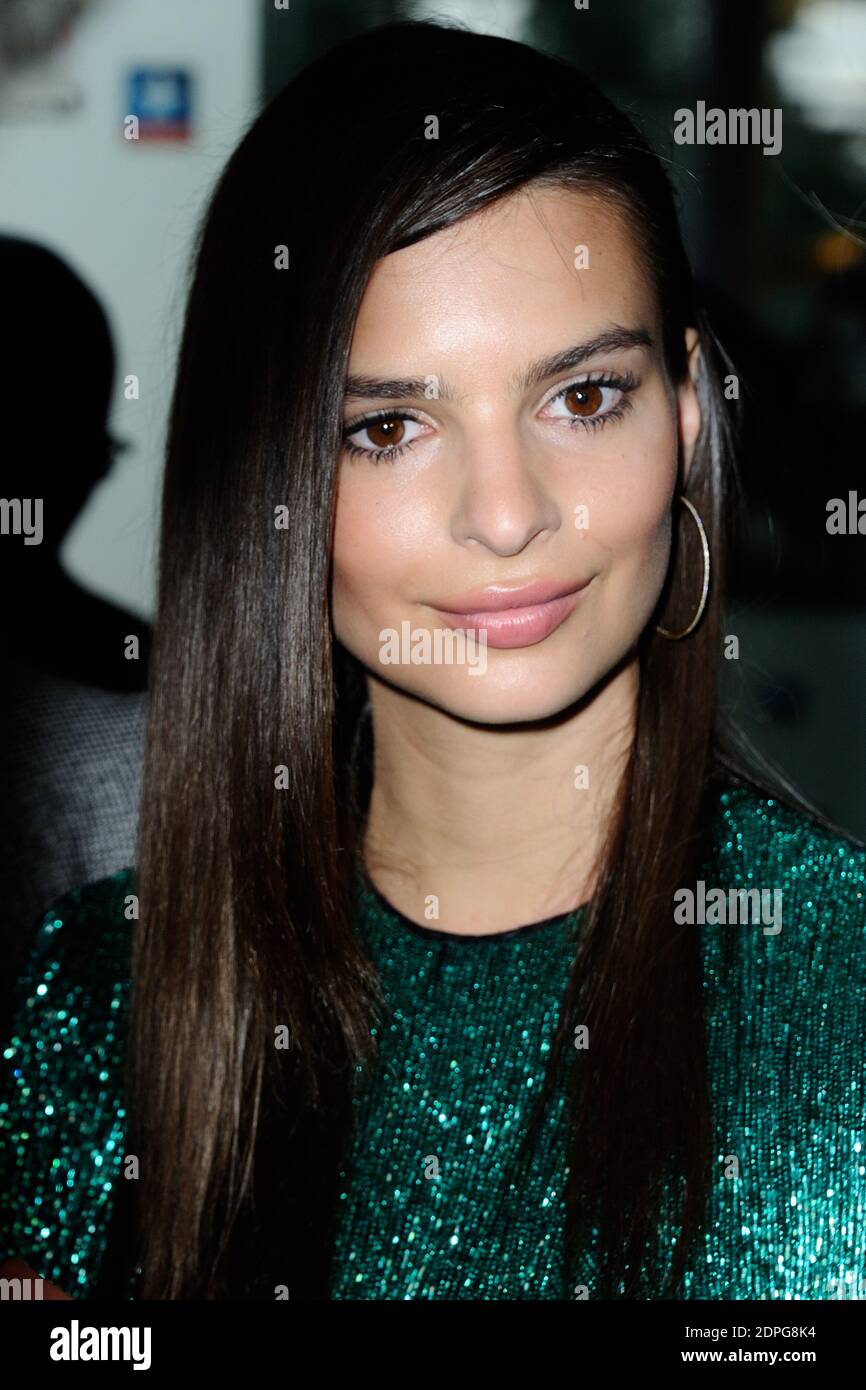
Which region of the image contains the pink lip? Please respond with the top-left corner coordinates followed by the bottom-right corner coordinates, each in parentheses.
top-left (430, 578), bottom-right (591, 650)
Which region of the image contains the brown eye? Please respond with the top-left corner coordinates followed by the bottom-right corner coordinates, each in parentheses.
top-left (343, 412), bottom-right (425, 461)
top-left (564, 383), bottom-right (603, 418)
top-left (365, 418), bottom-right (406, 448)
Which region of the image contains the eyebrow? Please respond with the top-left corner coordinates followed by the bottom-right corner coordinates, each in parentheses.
top-left (343, 325), bottom-right (653, 403)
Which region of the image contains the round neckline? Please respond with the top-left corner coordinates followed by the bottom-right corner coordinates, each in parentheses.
top-left (355, 860), bottom-right (587, 945)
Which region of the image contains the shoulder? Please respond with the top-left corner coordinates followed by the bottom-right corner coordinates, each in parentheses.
top-left (4, 867), bottom-right (137, 1076)
top-left (710, 780), bottom-right (866, 930)
top-left (22, 867), bottom-right (138, 988)
top-left (700, 779), bottom-right (866, 1055)
top-left (698, 779), bottom-right (866, 1008)
top-left (11, 868), bottom-right (138, 1043)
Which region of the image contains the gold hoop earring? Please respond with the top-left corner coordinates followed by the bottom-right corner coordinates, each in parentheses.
top-left (655, 495), bottom-right (710, 640)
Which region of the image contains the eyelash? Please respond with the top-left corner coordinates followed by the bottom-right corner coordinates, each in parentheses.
top-left (341, 371), bottom-right (638, 463)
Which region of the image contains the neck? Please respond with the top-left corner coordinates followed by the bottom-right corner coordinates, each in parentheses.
top-left (362, 654), bottom-right (637, 935)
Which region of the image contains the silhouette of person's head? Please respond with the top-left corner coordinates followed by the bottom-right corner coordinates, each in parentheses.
top-left (0, 235), bottom-right (118, 564)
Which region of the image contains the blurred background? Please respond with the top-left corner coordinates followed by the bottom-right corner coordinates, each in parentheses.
top-left (0, 0), bottom-right (864, 1019)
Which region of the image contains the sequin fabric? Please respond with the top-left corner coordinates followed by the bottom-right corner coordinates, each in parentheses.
top-left (1, 785), bottom-right (865, 1299)
top-left (331, 885), bottom-right (583, 1299)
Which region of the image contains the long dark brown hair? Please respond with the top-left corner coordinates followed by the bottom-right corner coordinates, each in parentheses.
top-left (124, 18), bottom-right (757, 1299)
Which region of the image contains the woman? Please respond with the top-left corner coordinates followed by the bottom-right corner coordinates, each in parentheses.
top-left (2, 19), bottom-right (865, 1302)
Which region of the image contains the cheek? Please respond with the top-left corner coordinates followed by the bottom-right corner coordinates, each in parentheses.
top-left (588, 413), bottom-right (678, 595)
top-left (330, 469), bottom-right (429, 641)
top-left (330, 492), bottom-right (377, 643)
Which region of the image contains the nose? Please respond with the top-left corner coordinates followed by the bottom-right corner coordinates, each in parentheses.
top-left (449, 430), bottom-right (562, 557)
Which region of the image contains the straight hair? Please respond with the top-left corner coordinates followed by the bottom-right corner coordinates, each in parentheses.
top-left (126, 19), bottom-right (765, 1299)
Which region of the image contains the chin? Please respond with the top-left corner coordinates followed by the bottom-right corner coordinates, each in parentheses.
top-left (409, 666), bottom-right (600, 728)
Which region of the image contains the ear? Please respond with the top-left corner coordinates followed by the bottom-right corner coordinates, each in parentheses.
top-left (677, 326), bottom-right (702, 483)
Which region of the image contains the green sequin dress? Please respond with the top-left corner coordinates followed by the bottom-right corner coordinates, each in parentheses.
top-left (2, 784), bottom-right (866, 1299)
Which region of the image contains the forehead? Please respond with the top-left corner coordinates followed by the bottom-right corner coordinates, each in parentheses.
top-left (348, 186), bottom-right (656, 371)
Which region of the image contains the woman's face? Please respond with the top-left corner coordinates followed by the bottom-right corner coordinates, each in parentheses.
top-left (331, 185), bottom-right (701, 725)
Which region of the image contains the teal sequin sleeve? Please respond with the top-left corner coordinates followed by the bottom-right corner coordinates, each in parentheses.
top-left (683, 789), bottom-right (866, 1299)
top-left (1, 786), bottom-right (865, 1299)
top-left (0, 871), bottom-right (134, 1294)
